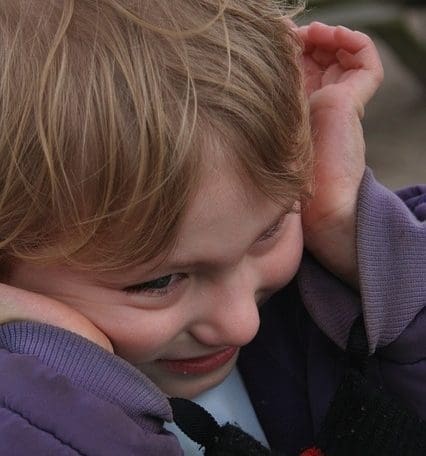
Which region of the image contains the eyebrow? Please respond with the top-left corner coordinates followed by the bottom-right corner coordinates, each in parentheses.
top-left (100, 207), bottom-right (292, 286)
top-left (163, 207), bottom-right (291, 271)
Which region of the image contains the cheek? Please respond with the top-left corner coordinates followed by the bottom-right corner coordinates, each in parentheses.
top-left (261, 213), bottom-right (303, 290)
top-left (88, 306), bottom-right (185, 363)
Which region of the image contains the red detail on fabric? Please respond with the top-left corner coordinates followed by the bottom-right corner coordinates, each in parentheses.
top-left (300, 448), bottom-right (325, 456)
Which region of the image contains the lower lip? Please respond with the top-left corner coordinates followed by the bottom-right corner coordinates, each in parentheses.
top-left (158, 347), bottom-right (238, 375)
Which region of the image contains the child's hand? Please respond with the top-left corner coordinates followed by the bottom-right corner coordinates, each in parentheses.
top-left (298, 22), bottom-right (384, 286)
top-left (0, 282), bottom-right (114, 352)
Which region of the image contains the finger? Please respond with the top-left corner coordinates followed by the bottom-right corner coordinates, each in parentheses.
top-left (336, 48), bottom-right (384, 105)
top-left (306, 22), bottom-right (341, 52)
top-left (311, 48), bottom-right (338, 67)
top-left (336, 31), bottom-right (383, 80)
top-left (336, 48), bottom-right (363, 69)
top-left (307, 23), bottom-right (384, 106)
top-left (322, 62), bottom-right (345, 86)
top-left (295, 25), bottom-right (315, 53)
top-left (334, 26), bottom-right (373, 54)
top-left (301, 54), bottom-right (325, 95)
top-left (334, 26), bottom-right (384, 79)
top-left (307, 22), bottom-right (383, 78)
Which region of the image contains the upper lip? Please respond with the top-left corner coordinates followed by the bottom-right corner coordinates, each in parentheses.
top-left (156, 295), bottom-right (272, 361)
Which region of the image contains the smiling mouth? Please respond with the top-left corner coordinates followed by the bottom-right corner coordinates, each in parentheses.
top-left (157, 346), bottom-right (238, 375)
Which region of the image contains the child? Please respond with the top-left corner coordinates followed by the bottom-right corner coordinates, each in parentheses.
top-left (0, 1), bottom-right (425, 455)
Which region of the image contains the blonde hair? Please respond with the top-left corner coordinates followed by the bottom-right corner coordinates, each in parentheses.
top-left (0, 0), bottom-right (312, 271)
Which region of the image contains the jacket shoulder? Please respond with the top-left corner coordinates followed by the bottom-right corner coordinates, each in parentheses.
top-left (0, 325), bottom-right (181, 455)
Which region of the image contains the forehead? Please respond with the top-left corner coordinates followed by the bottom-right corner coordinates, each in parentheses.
top-left (168, 156), bottom-right (284, 266)
top-left (187, 161), bottom-right (262, 228)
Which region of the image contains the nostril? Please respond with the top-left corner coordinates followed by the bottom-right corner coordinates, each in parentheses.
top-left (189, 297), bottom-right (261, 348)
top-left (256, 290), bottom-right (276, 308)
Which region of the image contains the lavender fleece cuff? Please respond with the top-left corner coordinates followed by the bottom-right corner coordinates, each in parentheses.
top-left (357, 168), bottom-right (426, 351)
top-left (0, 321), bottom-right (172, 428)
top-left (300, 168), bottom-right (426, 353)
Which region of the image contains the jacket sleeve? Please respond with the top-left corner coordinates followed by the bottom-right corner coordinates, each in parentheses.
top-left (298, 167), bottom-right (426, 419)
top-left (0, 322), bottom-right (182, 456)
top-left (356, 169), bottom-right (426, 351)
top-left (299, 168), bottom-right (426, 349)
top-left (359, 175), bottom-right (426, 420)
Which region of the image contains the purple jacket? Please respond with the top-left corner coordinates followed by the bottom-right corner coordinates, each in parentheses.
top-left (1, 169), bottom-right (425, 455)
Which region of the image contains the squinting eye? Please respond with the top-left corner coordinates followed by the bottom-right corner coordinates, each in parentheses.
top-left (123, 273), bottom-right (185, 297)
top-left (256, 215), bottom-right (286, 243)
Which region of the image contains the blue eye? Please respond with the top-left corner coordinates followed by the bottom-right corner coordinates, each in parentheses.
top-left (142, 275), bottom-right (173, 289)
top-left (123, 274), bottom-right (185, 297)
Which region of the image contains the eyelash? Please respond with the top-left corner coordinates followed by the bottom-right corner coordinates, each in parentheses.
top-left (123, 273), bottom-right (186, 297)
top-left (256, 215), bottom-right (285, 243)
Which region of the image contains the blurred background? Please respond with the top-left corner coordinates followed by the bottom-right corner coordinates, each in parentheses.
top-left (298, 0), bottom-right (426, 189)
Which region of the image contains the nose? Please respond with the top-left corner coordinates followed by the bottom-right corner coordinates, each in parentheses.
top-left (189, 287), bottom-right (261, 348)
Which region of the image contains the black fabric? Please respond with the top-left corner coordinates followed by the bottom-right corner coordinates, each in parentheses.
top-left (169, 397), bottom-right (283, 455)
top-left (345, 316), bottom-right (369, 371)
top-left (169, 398), bottom-right (221, 449)
top-left (315, 368), bottom-right (426, 456)
top-left (313, 316), bottom-right (426, 456)
top-left (169, 312), bottom-right (426, 456)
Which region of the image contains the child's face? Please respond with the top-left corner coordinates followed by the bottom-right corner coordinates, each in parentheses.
top-left (8, 157), bottom-right (304, 398)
